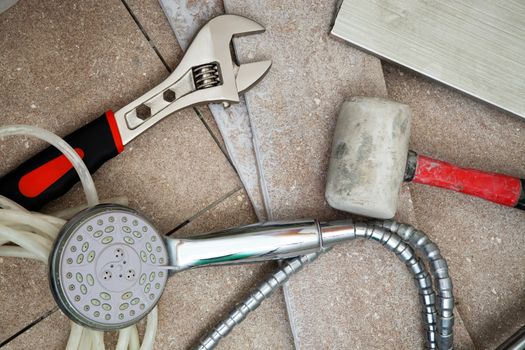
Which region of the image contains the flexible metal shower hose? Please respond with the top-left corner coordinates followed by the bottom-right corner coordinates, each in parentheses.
top-left (196, 221), bottom-right (454, 350)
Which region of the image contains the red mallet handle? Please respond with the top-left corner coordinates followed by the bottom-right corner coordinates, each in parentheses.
top-left (406, 152), bottom-right (524, 209)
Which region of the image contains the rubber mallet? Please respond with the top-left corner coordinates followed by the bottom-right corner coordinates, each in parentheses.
top-left (325, 97), bottom-right (524, 219)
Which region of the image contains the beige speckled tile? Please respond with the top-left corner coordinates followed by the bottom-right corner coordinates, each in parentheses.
top-left (0, 0), bottom-right (241, 231)
top-left (156, 264), bottom-right (293, 350)
top-left (282, 188), bottom-right (474, 349)
top-left (3, 310), bottom-right (69, 350)
top-left (223, 0), bottom-right (387, 220)
top-left (195, 105), bottom-right (227, 154)
top-left (0, 0), bottom-right (239, 345)
top-left (176, 188), bottom-right (256, 236)
top-left (155, 189), bottom-right (294, 349)
top-left (124, 0), bottom-right (182, 70)
top-left (53, 108), bottom-right (240, 233)
top-left (384, 63), bottom-right (525, 349)
top-left (0, 257), bottom-right (55, 343)
top-left (222, 2), bottom-right (476, 348)
top-left (289, 242), bottom-right (426, 349)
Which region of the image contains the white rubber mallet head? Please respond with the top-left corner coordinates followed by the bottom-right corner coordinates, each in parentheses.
top-left (325, 97), bottom-right (411, 219)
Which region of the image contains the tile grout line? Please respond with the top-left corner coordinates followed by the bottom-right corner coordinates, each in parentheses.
top-left (0, 3), bottom-right (176, 343)
top-left (166, 186), bottom-right (243, 236)
top-left (0, 188), bottom-right (243, 346)
top-left (0, 1), bottom-right (162, 344)
top-left (119, 0), bottom-right (236, 170)
top-left (99, 4), bottom-right (293, 348)
top-left (381, 61), bottom-right (478, 347)
top-left (0, 188), bottom-right (244, 346)
top-left (403, 183), bottom-right (478, 348)
top-left (192, 107), bottom-right (235, 167)
top-left (120, 0), bottom-right (171, 73)
top-left (0, 3), bottom-right (239, 345)
top-left (0, 307), bottom-right (58, 348)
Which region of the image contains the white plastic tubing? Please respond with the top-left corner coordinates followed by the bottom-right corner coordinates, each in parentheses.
top-left (0, 125), bottom-right (157, 350)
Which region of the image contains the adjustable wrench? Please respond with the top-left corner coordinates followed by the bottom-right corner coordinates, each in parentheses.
top-left (159, 0), bottom-right (270, 221)
top-left (0, 15), bottom-right (271, 210)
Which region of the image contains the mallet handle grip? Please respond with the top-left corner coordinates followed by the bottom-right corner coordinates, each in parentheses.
top-left (407, 151), bottom-right (524, 210)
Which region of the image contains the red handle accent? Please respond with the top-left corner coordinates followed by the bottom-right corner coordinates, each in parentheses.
top-left (18, 148), bottom-right (85, 198)
top-left (412, 155), bottom-right (522, 207)
top-left (106, 110), bottom-right (124, 154)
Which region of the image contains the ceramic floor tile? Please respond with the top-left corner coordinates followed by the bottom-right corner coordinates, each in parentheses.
top-left (156, 0), bottom-right (224, 60)
top-left (0, 257), bottom-right (55, 343)
top-left (156, 264), bottom-right (293, 350)
top-left (3, 310), bottom-right (69, 350)
top-left (384, 63), bottom-right (525, 349)
top-left (0, 0), bottom-right (241, 230)
top-left (221, 1), bottom-right (442, 349)
top-left (53, 108), bottom-right (240, 233)
top-left (0, 0), bottom-right (239, 345)
top-left (124, 0), bottom-right (182, 70)
top-left (175, 188), bottom-right (256, 236)
top-left (222, 1), bottom-right (468, 348)
top-left (195, 105), bottom-right (227, 155)
top-left (156, 189), bottom-right (294, 349)
top-left (223, 0), bottom-right (387, 221)
top-left (222, 3), bottom-right (477, 348)
top-left (285, 242), bottom-right (458, 349)
top-left (282, 194), bottom-right (474, 349)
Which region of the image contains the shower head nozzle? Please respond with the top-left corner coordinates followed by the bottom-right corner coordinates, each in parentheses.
top-left (48, 204), bottom-right (169, 331)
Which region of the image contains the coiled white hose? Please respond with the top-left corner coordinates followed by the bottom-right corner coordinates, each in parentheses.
top-left (0, 125), bottom-right (158, 349)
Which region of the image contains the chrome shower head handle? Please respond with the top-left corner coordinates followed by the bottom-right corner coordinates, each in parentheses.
top-left (49, 204), bottom-right (326, 331)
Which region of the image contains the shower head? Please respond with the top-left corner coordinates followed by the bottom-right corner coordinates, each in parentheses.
top-left (45, 203), bottom-right (454, 349)
top-left (48, 204), bottom-right (326, 331)
top-left (48, 204), bottom-right (169, 330)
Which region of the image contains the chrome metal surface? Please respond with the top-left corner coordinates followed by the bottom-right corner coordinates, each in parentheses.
top-left (496, 324), bottom-right (525, 350)
top-left (197, 252), bottom-right (322, 350)
top-left (114, 15), bottom-right (271, 145)
top-left (193, 63), bottom-right (222, 90)
top-left (379, 221), bottom-right (455, 350)
top-left (164, 220), bottom-right (322, 273)
top-left (234, 61), bottom-right (272, 94)
top-left (197, 220), bottom-right (455, 350)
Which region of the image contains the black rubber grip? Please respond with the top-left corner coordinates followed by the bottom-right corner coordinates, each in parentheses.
top-left (516, 179), bottom-right (525, 210)
top-left (0, 112), bottom-right (122, 211)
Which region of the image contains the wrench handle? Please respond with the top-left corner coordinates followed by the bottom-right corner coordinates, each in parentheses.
top-left (0, 111), bottom-right (123, 210)
top-left (409, 153), bottom-right (524, 210)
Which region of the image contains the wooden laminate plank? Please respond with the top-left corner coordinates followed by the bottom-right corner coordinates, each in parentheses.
top-left (332, 0), bottom-right (525, 119)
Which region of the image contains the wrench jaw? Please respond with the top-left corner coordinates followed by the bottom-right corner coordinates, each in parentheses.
top-left (235, 60), bottom-right (272, 94)
top-left (113, 14), bottom-right (271, 146)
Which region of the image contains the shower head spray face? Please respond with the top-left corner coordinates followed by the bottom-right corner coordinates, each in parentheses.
top-left (49, 204), bottom-right (169, 331)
